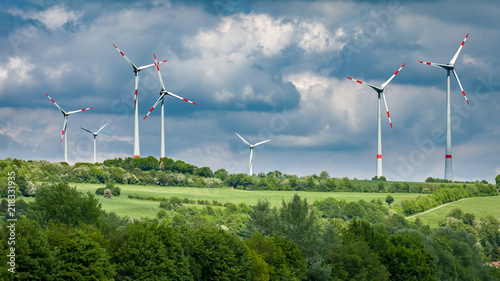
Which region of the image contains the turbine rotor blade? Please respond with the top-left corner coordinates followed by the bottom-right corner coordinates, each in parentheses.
top-left (235, 133), bottom-right (251, 146)
top-left (451, 69), bottom-right (469, 105)
top-left (137, 59), bottom-right (167, 71)
top-left (381, 63), bottom-right (406, 89)
top-left (143, 95), bottom-right (165, 120)
top-left (113, 44), bottom-right (138, 70)
top-left (418, 61), bottom-right (449, 69)
top-left (67, 107), bottom-right (93, 115)
top-left (80, 127), bottom-right (93, 134)
top-left (96, 123), bottom-right (108, 134)
top-left (449, 33), bottom-right (469, 65)
top-left (164, 91), bottom-right (198, 105)
top-left (153, 53), bottom-right (167, 91)
top-left (254, 139), bottom-right (271, 147)
top-left (45, 93), bottom-right (66, 114)
top-left (346, 77), bottom-right (382, 92)
top-left (133, 74), bottom-right (139, 105)
top-left (61, 117), bottom-right (68, 143)
top-left (381, 92), bottom-right (393, 129)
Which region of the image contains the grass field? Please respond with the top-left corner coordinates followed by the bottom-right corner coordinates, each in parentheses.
top-left (67, 183), bottom-right (423, 219)
top-left (407, 196), bottom-right (500, 227)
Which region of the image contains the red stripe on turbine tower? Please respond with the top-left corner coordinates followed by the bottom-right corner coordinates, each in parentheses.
top-left (377, 154), bottom-right (382, 159)
top-left (445, 155), bottom-right (452, 158)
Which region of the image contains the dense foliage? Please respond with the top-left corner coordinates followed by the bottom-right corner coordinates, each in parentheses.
top-left (1, 158), bottom-right (499, 279)
top-left (2, 182), bottom-right (500, 280)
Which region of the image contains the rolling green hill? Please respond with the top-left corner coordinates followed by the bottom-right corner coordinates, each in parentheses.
top-left (407, 196), bottom-right (500, 227)
top-left (69, 183), bottom-right (423, 219)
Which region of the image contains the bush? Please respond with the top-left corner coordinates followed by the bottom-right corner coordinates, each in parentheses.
top-left (96, 183), bottom-right (121, 197)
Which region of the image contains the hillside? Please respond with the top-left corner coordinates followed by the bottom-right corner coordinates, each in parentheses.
top-left (1, 157), bottom-right (500, 279)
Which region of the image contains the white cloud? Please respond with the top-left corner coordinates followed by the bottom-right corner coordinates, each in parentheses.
top-left (297, 21), bottom-right (346, 53)
top-left (0, 57), bottom-right (35, 94)
top-left (214, 89), bottom-right (235, 104)
top-left (187, 13), bottom-right (294, 57)
top-left (9, 5), bottom-right (82, 30)
top-left (37, 5), bottom-right (82, 29)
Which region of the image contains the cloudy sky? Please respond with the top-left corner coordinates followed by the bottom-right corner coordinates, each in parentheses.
top-left (1, 0), bottom-right (499, 182)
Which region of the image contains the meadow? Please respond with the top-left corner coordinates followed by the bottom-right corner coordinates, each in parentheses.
top-left (407, 196), bottom-right (500, 227)
top-left (71, 183), bottom-right (423, 219)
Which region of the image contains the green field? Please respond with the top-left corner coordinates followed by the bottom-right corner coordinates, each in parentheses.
top-left (67, 183), bottom-right (422, 219)
top-left (407, 196), bottom-right (500, 227)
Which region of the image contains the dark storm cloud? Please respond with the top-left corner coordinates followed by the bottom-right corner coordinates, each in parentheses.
top-left (0, 0), bottom-right (498, 181)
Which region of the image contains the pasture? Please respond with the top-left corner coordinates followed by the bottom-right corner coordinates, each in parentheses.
top-left (71, 183), bottom-right (423, 219)
top-left (407, 196), bottom-right (500, 227)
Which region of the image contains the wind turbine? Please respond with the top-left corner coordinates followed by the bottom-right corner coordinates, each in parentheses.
top-left (81, 123), bottom-right (108, 163)
top-left (235, 133), bottom-right (271, 176)
top-left (45, 93), bottom-right (93, 163)
top-left (347, 63), bottom-right (406, 178)
top-left (113, 44), bottom-right (167, 158)
top-left (419, 33), bottom-right (470, 181)
top-left (143, 53), bottom-right (197, 159)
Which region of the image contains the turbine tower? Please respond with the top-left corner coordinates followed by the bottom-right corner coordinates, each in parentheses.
top-left (419, 33), bottom-right (470, 181)
top-left (235, 133), bottom-right (270, 176)
top-left (347, 63), bottom-right (406, 178)
top-left (45, 93), bottom-right (93, 163)
top-left (113, 44), bottom-right (167, 158)
top-left (143, 53), bottom-right (197, 159)
top-left (81, 123), bottom-right (108, 163)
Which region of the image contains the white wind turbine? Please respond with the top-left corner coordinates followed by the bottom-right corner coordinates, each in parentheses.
top-left (235, 133), bottom-right (271, 176)
top-left (143, 53), bottom-right (198, 159)
top-left (113, 44), bottom-right (167, 158)
top-left (81, 123), bottom-right (108, 163)
top-left (347, 63), bottom-right (406, 178)
top-left (45, 93), bottom-right (93, 163)
top-left (419, 33), bottom-right (470, 181)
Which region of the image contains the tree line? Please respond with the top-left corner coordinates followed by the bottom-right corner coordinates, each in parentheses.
top-left (2, 158), bottom-right (498, 198)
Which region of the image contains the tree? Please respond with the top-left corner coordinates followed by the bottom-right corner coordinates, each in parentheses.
top-left (28, 183), bottom-right (103, 227)
top-left (214, 168), bottom-right (229, 181)
top-left (109, 167), bottom-right (125, 183)
top-left (462, 213), bottom-right (475, 226)
top-left (227, 173), bottom-right (254, 189)
top-left (331, 239), bottom-right (390, 281)
top-left (386, 231), bottom-right (437, 281)
top-left (134, 156), bottom-right (160, 171)
top-left (447, 208), bottom-right (463, 219)
top-left (385, 195), bottom-right (394, 207)
top-left (319, 171), bottom-right (330, 179)
top-left (0, 218), bottom-right (59, 279)
top-left (496, 174), bottom-right (500, 187)
top-left (113, 222), bottom-right (191, 280)
top-left (104, 188), bottom-right (112, 199)
top-left (183, 226), bottom-right (253, 280)
top-left (246, 232), bottom-right (307, 280)
top-left (195, 166), bottom-right (213, 178)
top-left (47, 224), bottom-right (115, 280)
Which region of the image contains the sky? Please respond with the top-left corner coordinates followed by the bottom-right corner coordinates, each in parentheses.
top-left (0, 0), bottom-right (499, 183)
